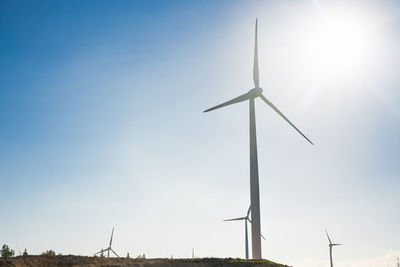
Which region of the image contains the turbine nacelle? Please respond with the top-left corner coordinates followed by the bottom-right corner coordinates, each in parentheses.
top-left (248, 87), bottom-right (263, 98)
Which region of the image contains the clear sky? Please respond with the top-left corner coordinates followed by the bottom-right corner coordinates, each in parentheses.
top-left (1, 0), bottom-right (399, 266)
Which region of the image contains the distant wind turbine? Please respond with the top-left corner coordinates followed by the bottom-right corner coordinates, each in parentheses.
top-left (94, 227), bottom-right (119, 258)
top-left (223, 206), bottom-right (265, 260)
top-left (325, 229), bottom-right (342, 267)
top-left (224, 206), bottom-right (252, 260)
top-left (204, 18), bottom-right (313, 259)
top-left (15, 243), bottom-right (21, 256)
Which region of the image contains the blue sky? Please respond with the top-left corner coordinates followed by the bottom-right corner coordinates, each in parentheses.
top-left (1, 0), bottom-right (399, 266)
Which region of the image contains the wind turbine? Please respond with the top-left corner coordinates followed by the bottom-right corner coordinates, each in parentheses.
top-left (204, 19), bottom-right (313, 259)
top-left (224, 206), bottom-right (266, 259)
top-left (325, 229), bottom-right (342, 267)
top-left (224, 206), bottom-right (252, 260)
top-left (15, 243), bottom-right (21, 256)
top-left (94, 227), bottom-right (120, 258)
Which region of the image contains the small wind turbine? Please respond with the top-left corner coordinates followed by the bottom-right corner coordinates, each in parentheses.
top-left (94, 227), bottom-right (119, 258)
top-left (15, 243), bottom-right (21, 256)
top-left (224, 206), bottom-right (251, 260)
top-left (204, 18), bottom-right (313, 259)
top-left (224, 206), bottom-right (265, 260)
top-left (325, 229), bottom-right (342, 267)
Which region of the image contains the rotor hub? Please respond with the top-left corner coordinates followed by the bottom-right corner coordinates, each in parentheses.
top-left (249, 87), bottom-right (263, 98)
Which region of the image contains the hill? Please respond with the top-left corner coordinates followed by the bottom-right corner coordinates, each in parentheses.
top-left (0, 255), bottom-right (291, 267)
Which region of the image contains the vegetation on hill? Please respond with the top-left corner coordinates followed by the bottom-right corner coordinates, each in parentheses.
top-left (1, 244), bottom-right (15, 259)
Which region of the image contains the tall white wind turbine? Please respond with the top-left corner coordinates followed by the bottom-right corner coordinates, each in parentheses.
top-left (325, 229), bottom-right (342, 267)
top-left (204, 19), bottom-right (313, 259)
top-left (94, 227), bottom-right (120, 258)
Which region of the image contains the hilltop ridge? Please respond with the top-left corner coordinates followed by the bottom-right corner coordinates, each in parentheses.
top-left (0, 255), bottom-right (291, 267)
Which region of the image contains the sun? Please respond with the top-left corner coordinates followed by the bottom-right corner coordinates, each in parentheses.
top-left (310, 12), bottom-right (377, 78)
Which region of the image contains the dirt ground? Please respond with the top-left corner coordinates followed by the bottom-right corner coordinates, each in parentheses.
top-left (0, 256), bottom-right (291, 267)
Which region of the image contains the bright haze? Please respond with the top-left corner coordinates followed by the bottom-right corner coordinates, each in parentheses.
top-left (0, 0), bottom-right (399, 266)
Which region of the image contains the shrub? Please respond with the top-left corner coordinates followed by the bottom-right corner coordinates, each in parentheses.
top-left (41, 250), bottom-right (56, 256)
top-left (1, 244), bottom-right (15, 259)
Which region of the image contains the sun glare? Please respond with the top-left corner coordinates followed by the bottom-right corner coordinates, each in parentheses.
top-left (305, 10), bottom-right (378, 80)
top-left (318, 17), bottom-right (373, 72)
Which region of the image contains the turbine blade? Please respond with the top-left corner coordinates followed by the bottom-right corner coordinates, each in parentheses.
top-left (332, 243), bottom-right (342, 246)
top-left (109, 227), bottom-right (114, 247)
top-left (261, 233), bottom-right (266, 240)
top-left (94, 249), bottom-right (105, 255)
top-left (110, 248), bottom-right (119, 258)
top-left (247, 205), bottom-right (251, 217)
top-left (204, 92), bottom-right (251, 112)
top-left (325, 229), bottom-right (332, 244)
top-left (259, 94), bottom-right (314, 145)
top-left (253, 18), bottom-right (259, 88)
top-left (223, 217), bottom-right (247, 222)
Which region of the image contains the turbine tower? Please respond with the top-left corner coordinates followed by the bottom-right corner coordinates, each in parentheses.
top-left (397, 257), bottom-right (399, 267)
top-left (94, 227), bottom-right (120, 258)
top-left (204, 19), bottom-right (313, 259)
top-left (325, 229), bottom-right (342, 267)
